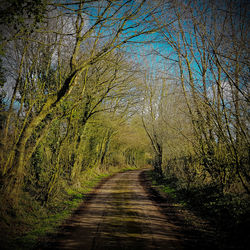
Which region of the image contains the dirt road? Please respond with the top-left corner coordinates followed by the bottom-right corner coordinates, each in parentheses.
top-left (46, 170), bottom-right (185, 250)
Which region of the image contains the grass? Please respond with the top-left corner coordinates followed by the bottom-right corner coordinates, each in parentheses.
top-left (0, 165), bottom-right (140, 250)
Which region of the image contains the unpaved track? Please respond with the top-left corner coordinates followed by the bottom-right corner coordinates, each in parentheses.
top-left (47, 170), bottom-right (184, 249)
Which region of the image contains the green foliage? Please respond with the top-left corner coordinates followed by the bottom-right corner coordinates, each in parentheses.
top-left (0, 0), bottom-right (48, 33)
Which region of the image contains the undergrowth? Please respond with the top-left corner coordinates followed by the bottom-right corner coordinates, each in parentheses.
top-left (148, 170), bottom-right (250, 250)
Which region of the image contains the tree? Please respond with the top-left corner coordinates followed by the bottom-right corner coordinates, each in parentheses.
top-left (0, 0), bottom-right (161, 203)
top-left (151, 0), bottom-right (249, 193)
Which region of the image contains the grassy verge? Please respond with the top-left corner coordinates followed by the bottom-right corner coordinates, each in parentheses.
top-left (0, 165), bottom-right (139, 250)
top-left (147, 170), bottom-right (250, 249)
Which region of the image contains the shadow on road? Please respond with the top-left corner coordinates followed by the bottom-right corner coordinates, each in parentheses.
top-left (38, 169), bottom-right (217, 250)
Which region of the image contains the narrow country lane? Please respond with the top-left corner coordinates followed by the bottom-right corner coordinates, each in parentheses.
top-left (45, 170), bottom-right (183, 250)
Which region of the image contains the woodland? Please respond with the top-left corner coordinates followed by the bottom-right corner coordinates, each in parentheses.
top-left (0, 0), bottom-right (249, 248)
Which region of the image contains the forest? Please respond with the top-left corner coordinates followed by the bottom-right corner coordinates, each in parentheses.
top-left (0, 0), bottom-right (249, 249)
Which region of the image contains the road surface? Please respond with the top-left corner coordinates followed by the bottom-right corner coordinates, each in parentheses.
top-left (45, 169), bottom-right (185, 250)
